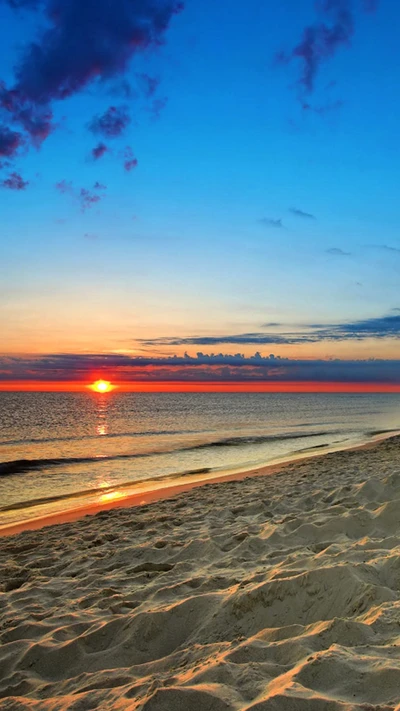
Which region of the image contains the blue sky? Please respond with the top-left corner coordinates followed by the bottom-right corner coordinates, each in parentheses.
top-left (0, 0), bottom-right (399, 384)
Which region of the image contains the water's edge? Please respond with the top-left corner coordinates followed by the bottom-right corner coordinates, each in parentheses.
top-left (1, 429), bottom-right (399, 534)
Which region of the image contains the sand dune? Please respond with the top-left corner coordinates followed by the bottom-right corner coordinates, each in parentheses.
top-left (1, 437), bottom-right (400, 710)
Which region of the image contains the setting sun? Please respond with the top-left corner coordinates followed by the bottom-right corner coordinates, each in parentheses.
top-left (90, 380), bottom-right (113, 393)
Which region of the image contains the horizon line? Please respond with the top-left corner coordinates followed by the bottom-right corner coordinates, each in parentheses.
top-left (1, 381), bottom-right (400, 393)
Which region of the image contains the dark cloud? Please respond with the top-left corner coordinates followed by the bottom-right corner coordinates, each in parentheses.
top-left (142, 333), bottom-right (312, 347)
top-left (0, 0), bottom-right (183, 173)
top-left (91, 143), bottom-right (109, 161)
top-left (141, 313), bottom-right (400, 347)
top-left (55, 180), bottom-right (105, 212)
top-left (289, 207), bottom-right (316, 219)
top-left (1, 171), bottom-right (28, 190)
top-left (89, 106), bottom-right (131, 138)
top-left (258, 217), bottom-right (283, 229)
top-left (326, 313), bottom-right (400, 339)
top-left (326, 247), bottom-right (351, 256)
top-left (277, 0), bottom-right (379, 103)
top-left (1, 351), bottom-right (399, 384)
top-left (0, 0), bottom-right (44, 7)
top-left (0, 124), bottom-right (24, 158)
top-left (123, 146), bottom-right (138, 172)
top-left (363, 0), bottom-right (378, 10)
top-left (0, 82), bottom-right (54, 145)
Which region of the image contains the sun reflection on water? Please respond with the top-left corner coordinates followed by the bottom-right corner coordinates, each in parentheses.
top-left (95, 394), bottom-right (109, 437)
top-left (99, 489), bottom-right (124, 503)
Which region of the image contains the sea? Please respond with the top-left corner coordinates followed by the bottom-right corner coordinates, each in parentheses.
top-left (1, 391), bottom-right (400, 528)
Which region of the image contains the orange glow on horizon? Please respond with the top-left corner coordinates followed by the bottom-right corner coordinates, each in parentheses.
top-left (1, 380), bottom-right (400, 393)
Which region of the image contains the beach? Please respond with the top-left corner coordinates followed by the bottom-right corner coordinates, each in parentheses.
top-left (1, 435), bottom-right (400, 710)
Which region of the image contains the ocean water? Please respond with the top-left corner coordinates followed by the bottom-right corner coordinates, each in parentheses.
top-left (0, 391), bottom-right (399, 527)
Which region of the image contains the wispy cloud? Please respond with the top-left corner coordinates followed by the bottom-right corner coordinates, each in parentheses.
top-left (326, 247), bottom-right (351, 256)
top-left (258, 217), bottom-right (284, 229)
top-left (123, 146), bottom-right (138, 172)
top-left (141, 312), bottom-right (400, 347)
top-left (55, 180), bottom-right (106, 212)
top-left (277, 0), bottom-right (379, 107)
top-left (371, 244), bottom-right (400, 254)
top-left (289, 207), bottom-right (316, 219)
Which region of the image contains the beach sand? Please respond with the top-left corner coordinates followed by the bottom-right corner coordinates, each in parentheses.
top-left (1, 436), bottom-right (400, 710)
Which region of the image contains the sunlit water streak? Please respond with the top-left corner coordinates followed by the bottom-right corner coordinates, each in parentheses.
top-left (0, 392), bottom-right (399, 526)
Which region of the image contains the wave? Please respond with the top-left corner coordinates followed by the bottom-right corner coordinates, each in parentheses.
top-left (0, 429), bottom-right (341, 478)
top-left (0, 427), bottom-right (197, 448)
top-left (0, 422), bottom-right (332, 448)
top-left (189, 431), bottom-right (339, 449)
top-left (0, 467), bottom-right (213, 513)
top-left (367, 428), bottom-right (400, 437)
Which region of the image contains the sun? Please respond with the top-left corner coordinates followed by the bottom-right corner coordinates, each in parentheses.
top-left (90, 380), bottom-right (113, 393)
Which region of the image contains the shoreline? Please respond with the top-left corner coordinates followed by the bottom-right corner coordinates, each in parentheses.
top-left (1, 432), bottom-right (400, 709)
top-left (1, 430), bottom-right (398, 538)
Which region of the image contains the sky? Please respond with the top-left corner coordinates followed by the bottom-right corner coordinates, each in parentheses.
top-left (0, 0), bottom-right (400, 390)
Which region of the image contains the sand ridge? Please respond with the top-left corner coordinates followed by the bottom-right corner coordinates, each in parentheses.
top-left (1, 436), bottom-right (400, 710)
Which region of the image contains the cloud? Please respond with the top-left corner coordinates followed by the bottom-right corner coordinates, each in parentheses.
top-left (363, 0), bottom-right (378, 10)
top-left (55, 179), bottom-right (73, 195)
top-left (0, 0), bottom-right (183, 171)
top-left (0, 0), bottom-right (44, 7)
top-left (325, 313), bottom-right (400, 339)
top-left (326, 247), bottom-right (351, 256)
top-left (289, 207), bottom-right (315, 219)
top-left (91, 143), bottom-right (109, 161)
top-left (141, 312), bottom-right (400, 347)
top-left (55, 180), bottom-right (105, 212)
top-left (372, 244), bottom-right (400, 254)
top-left (1, 351), bottom-right (399, 384)
top-left (123, 146), bottom-right (138, 172)
top-left (89, 106), bottom-right (131, 138)
top-left (301, 98), bottom-right (344, 116)
top-left (137, 73), bottom-right (160, 97)
top-left (148, 96), bottom-right (168, 120)
top-left (142, 333), bottom-right (312, 347)
top-left (277, 0), bottom-right (379, 102)
top-left (79, 188), bottom-right (101, 212)
top-left (1, 171), bottom-right (28, 190)
top-left (258, 217), bottom-right (283, 229)
top-left (0, 124), bottom-right (24, 158)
